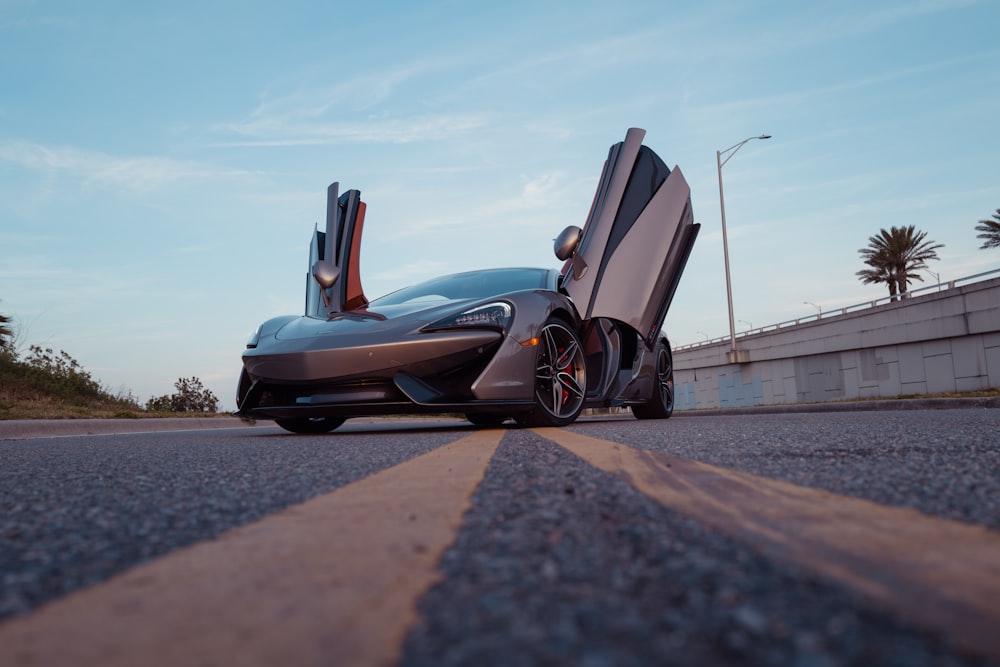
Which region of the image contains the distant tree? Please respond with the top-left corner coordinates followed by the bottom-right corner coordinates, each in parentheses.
top-left (975, 209), bottom-right (1000, 250)
top-left (170, 376), bottom-right (218, 412)
top-left (146, 376), bottom-right (219, 413)
top-left (0, 309), bottom-right (12, 352)
top-left (857, 225), bottom-right (943, 300)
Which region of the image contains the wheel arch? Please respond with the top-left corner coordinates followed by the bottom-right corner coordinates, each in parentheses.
top-left (546, 305), bottom-right (580, 329)
top-left (469, 291), bottom-right (579, 402)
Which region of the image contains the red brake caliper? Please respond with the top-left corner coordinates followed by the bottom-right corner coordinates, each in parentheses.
top-left (556, 344), bottom-right (570, 404)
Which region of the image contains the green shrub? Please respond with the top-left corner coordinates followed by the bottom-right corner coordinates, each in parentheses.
top-left (146, 376), bottom-right (219, 413)
top-left (0, 343), bottom-right (143, 416)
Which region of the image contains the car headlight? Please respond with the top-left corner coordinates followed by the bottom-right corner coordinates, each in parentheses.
top-left (424, 302), bottom-right (512, 333)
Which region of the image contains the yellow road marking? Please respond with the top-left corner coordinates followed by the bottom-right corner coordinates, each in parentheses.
top-left (535, 427), bottom-right (1000, 661)
top-left (0, 430), bottom-right (503, 667)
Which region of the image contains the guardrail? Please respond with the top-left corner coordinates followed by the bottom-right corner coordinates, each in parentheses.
top-left (674, 267), bottom-right (1000, 352)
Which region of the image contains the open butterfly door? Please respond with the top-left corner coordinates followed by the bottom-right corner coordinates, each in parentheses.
top-left (305, 183), bottom-right (369, 317)
top-left (559, 128), bottom-right (699, 347)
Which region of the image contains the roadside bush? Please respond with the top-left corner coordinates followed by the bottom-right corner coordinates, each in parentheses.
top-left (16, 346), bottom-right (105, 401)
top-left (0, 343), bottom-right (142, 416)
top-left (146, 376), bottom-right (219, 413)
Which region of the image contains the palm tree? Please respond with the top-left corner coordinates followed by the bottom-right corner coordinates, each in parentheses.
top-left (975, 209), bottom-right (1000, 249)
top-left (856, 262), bottom-right (898, 300)
top-left (857, 226), bottom-right (943, 300)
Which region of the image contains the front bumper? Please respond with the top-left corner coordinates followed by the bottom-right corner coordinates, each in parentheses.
top-left (236, 329), bottom-right (537, 420)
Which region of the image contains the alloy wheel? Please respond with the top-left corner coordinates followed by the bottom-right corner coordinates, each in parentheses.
top-left (533, 320), bottom-right (586, 422)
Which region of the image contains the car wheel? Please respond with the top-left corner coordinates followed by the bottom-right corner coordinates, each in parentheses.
top-left (275, 417), bottom-right (346, 434)
top-left (632, 340), bottom-right (674, 420)
top-left (465, 413), bottom-right (508, 427)
top-left (516, 317), bottom-right (586, 427)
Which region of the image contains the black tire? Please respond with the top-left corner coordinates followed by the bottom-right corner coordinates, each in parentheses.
top-left (515, 317), bottom-right (586, 427)
top-left (275, 417), bottom-right (346, 434)
top-left (465, 413), bottom-right (508, 427)
top-left (632, 340), bottom-right (674, 420)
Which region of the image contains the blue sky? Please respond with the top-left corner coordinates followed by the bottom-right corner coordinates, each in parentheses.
top-left (2, 0), bottom-right (998, 409)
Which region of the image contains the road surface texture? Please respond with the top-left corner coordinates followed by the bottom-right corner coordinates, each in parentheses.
top-left (0, 409), bottom-right (997, 666)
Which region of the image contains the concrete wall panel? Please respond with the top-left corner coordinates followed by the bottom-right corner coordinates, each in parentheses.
top-left (898, 345), bottom-right (926, 385)
top-left (924, 351), bottom-right (956, 393)
top-left (671, 277), bottom-right (999, 410)
top-left (951, 336), bottom-right (987, 380)
top-left (985, 342), bottom-right (1000, 388)
top-left (877, 356), bottom-right (902, 397)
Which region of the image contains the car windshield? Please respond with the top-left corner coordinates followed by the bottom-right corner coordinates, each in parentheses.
top-left (370, 268), bottom-right (551, 306)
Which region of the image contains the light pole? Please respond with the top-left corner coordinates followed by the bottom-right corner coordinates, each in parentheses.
top-left (718, 134), bottom-right (771, 363)
top-left (923, 269), bottom-right (942, 292)
top-left (804, 301), bottom-right (822, 317)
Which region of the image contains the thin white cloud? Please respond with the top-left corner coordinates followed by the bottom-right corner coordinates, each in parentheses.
top-left (213, 55), bottom-right (492, 147)
top-left (215, 113), bottom-right (490, 147)
top-left (0, 14), bottom-right (76, 31)
top-left (828, 0), bottom-right (981, 38)
top-left (520, 171), bottom-right (566, 200)
top-left (369, 258), bottom-right (448, 284)
top-left (386, 169), bottom-right (577, 239)
top-left (0, 141), bottom-right (258, 192)
top-left (249, 59), bottom-right (442, 120)
top-left (170, 245), bottom-right (213, 254)
top-left (692, 51), bottom-right (993, 124)
top-left (710, 0), bottom-right (984, 60)
top-left (0, 229), bottom-right (60, 246)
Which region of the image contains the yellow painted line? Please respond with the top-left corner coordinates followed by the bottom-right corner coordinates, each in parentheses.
top-left (535, 427), bottom-right (1000, 661)
top-left (0, 430), bottom-right (503, 667)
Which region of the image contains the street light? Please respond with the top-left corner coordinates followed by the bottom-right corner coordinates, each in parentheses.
top-left (922, 269), bottom-right (942, 292)
top-left (804, 301), bottom-right (822, 317)
top-left (718, 134), bottom-right (771, 363)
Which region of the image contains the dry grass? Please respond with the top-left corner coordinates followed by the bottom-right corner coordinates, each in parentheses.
top-left (0, 348), bottom-right (223, 421)
top-left (0, 387), bottom-right (220, 421)
top-left (894, 387), bottom-right (1000, 400)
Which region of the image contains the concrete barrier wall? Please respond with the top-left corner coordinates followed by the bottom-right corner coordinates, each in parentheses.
top-left (672, 277), bottom-right (1000, 410)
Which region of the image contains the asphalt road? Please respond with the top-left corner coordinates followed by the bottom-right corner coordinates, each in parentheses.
top-left (1, 409), bottom-right (998, 666)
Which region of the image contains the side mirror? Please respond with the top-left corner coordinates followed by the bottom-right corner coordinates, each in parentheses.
top-left (554, 225), bottom-right (582, 261)
top-left (312, 260), bottom-right (340, 310)
top-left (312, 260), bottom-right (340, 289)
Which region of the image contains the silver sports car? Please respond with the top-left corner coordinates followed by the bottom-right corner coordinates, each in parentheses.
top-left (235, 128), bottom-right (699, 433)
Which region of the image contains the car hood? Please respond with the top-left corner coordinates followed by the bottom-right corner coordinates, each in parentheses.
top-left (273, 297), bottom-right (484, 341)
